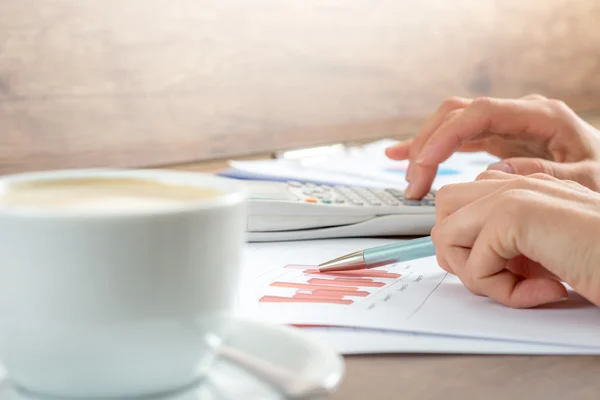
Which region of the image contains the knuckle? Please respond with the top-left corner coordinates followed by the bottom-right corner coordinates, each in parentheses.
top-left (476, 170), bottom-right (506, 181)
top-left (470, 96), bottom-right (496, 111)
top-left (523, 93), bottom-right (547, 101)
top-left (512, 158), bottom-right (556, 178)
top-left (431, 218), bottom-right (451, 243)
top-left (430, 225), bottom-right (439, 242)
top-left (546, 98), bottom-right (575, 118)
top-left (458, 273), bottom-right (484, 297)
top-left (500, 192), bottom-right (523, 214)
top-left (547, 98), bottom-right (569, 112)
top-left (528, 172), bottom-right (554, 181)
top-left (440, 96), bottom-right (469, 112)
top-left (434, 184), bottom-right (452, 203)
top-left (563, 179), bottom-right (581, 188)
top-left (435, 253), bottom-right (452, 273)
top-left (504, 175), bottom-right (544, 191)
top-left (497, 188), bottom-right (536, 214)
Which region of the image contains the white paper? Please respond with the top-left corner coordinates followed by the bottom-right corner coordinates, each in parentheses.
top-left (301, 326), bottom-right (600, 355)
top-left (229, 139), bottom-right (500, 189)
top-left (238, 238), bottom-right (600, 349)
top-left (229, 159), bottom-right (395, 188)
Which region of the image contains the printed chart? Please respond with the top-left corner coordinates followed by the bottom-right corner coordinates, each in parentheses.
top-left (258, 265), bottom-right (401, 306)
top-left (245, 249), bottom-right (449, 327)
top-left (240, 239), bottom-right (600, 349)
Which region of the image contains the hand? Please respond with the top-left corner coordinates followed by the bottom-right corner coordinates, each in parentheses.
top-left (386, 95), bottom-right (600, 199)
top-left (431, 170), bottom-right (600, 308)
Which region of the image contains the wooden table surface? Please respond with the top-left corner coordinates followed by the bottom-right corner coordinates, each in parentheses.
top-left (172, 158), bottom-right (600, 400)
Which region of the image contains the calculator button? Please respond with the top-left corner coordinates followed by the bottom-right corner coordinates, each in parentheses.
top-left (305, 197), bottom-right (318, 203)
top-left (287, 181), bottom-right (303, 188)
top-left (385, 189), bottom-right (405, 201)
top-left (385, 188), bottom-right (403, 196)
top-left (402, 199), bottom-right (422, 206)
top-left (351, 200), bottom-right (364, 206)
top-left (334, 199), bottom-right (346, 204)
top-left (423, 199), bottom-right (435, 206)
top-left (323, 199), bottom-right (333, 204)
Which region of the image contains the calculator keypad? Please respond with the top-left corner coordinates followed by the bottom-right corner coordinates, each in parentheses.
top-left (287, 181), bottom-right (435, 207)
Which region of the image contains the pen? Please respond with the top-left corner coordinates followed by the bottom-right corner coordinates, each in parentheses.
top-left (318, 236), bottom-right (435, 272)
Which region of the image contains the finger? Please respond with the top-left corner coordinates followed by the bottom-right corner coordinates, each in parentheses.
top-left (488, 157), bottom-right (570, 178)
top-left (488, 158), bottom-right (597, 192)
top-left (435, 219), bottom-right (557, 300)
top-left (385, 139), bottom-right (412, 160)
top-left (466, 210), bottom-right (568, 308)
top-left (415, 97), bottom-right (564, 168)
top-left (409, 97), bottom-right (472, 159)
top-left (405, 165), bottom-right (438, 199)
top-left (404, 97), bottom-right (471, 198)
top-left (442, 245), bottom-right (485, 296)
top-left (430, 225), bottom-right (452, 274)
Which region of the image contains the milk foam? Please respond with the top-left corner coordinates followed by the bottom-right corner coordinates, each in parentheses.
top-left (0, 177), bottom-right (220, 212)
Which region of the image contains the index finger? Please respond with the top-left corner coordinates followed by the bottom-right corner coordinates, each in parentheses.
top-left (415, 97), bottom-right (561, 167)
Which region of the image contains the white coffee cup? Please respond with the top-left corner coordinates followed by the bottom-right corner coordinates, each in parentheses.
top-left (0, 169), bottom-right (247, 398)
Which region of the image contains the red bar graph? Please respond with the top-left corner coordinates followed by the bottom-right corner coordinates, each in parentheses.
top-left (303, 268), bottom-right (400, 279)
top-left (307, 278), bottom-right (386, 288)
top-left (259, 264), bottom-right (401, 306)
top-left (298, 289), bottom-right (370, 297)
top-left (260, 295), bottom-right (353, 305)
top-left (270, 281), bottom-right (361, 292)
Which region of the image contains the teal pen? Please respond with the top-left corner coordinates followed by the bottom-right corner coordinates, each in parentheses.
top-left (318, 236), bottom-right (435, 272)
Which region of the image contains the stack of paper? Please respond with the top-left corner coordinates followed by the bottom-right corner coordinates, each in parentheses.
top-left (222, 138), bottom-right (500, 190)
top-left (238, 238), bottom-right (600, 355)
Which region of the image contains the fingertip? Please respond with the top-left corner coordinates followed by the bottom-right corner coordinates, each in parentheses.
top-left (404, 167), bottom-right (437, 199)
top-left (385, 144), bottom-right (410, 160)
top-left (510, 279), bottom-right (568, 309)
top-left (404, 182), bottom-right (429, 200)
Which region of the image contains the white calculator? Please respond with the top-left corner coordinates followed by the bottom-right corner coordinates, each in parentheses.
top-left (245, 180), bottom-right (436, 242)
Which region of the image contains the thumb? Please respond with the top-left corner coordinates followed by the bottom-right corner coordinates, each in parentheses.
top-left (487, 157), bottom-right (580, 181)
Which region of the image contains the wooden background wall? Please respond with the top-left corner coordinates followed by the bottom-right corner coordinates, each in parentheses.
top-left (2, 0), bottom-right (600, 174)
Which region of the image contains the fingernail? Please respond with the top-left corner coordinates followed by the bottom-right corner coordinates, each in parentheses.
top-left (487, 162), bottom-right (514, 174)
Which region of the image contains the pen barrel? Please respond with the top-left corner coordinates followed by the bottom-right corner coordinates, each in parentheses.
top-left (363, 236), bottom-right (435, 267)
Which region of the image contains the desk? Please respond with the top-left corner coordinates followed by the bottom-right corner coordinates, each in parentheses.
top-left (171, 157), bottom-right (600, 400)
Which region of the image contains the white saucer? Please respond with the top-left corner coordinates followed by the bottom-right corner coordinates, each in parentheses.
top-left (0, 319), bottom-right (345, 400)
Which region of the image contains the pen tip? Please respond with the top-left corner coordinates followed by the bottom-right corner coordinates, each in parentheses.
top-left (316, 251), bottom-right (366, 272)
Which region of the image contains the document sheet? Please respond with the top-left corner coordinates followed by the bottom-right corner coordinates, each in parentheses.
top-left (238, 238), bottom-right (600, 350)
